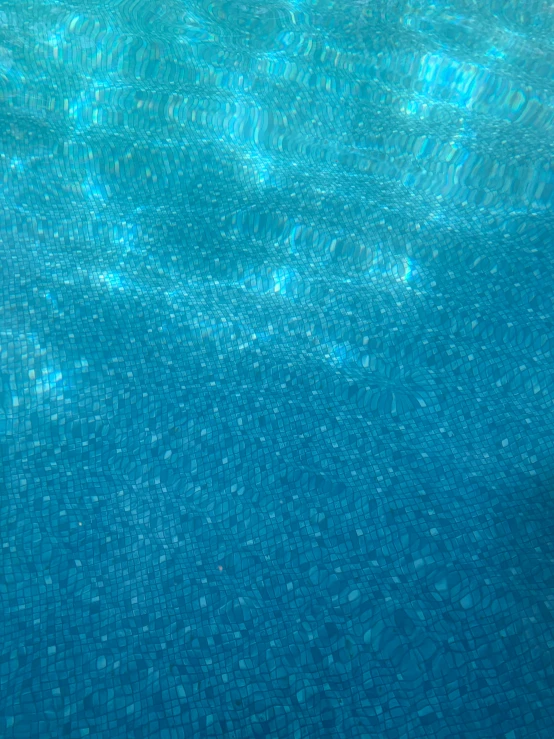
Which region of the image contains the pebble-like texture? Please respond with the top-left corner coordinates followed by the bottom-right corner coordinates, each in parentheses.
top-left (1, 1), bottom-right (554, 737)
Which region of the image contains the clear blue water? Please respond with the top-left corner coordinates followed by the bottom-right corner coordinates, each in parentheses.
top-left (1, 1), bottom-right (554, 737)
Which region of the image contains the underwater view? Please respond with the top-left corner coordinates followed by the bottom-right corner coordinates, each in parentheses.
top-left (1, 0), bottom-right (554, 737)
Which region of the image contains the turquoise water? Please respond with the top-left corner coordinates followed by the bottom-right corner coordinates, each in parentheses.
top-left (1, 1), bottom-right (554, 737)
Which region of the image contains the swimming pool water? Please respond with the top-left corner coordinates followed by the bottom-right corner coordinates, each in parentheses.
top-left (1, 1), bottom-right (554, 737)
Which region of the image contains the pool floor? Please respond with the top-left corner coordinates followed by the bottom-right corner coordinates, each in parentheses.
top-left (1, 1), bottom-right (554, 737)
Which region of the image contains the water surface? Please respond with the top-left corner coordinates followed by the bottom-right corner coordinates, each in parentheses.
top-left (1, 1), bottom-right (554, 737)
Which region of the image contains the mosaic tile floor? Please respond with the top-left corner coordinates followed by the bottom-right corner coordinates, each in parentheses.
top-left (1, 1), bottom-right (554, 737)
